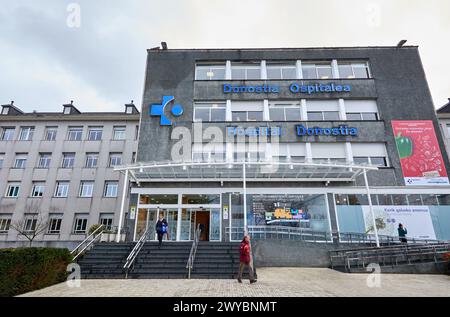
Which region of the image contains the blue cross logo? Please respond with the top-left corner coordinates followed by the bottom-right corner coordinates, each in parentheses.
top-left (150, 95), bottom-right (183, 126)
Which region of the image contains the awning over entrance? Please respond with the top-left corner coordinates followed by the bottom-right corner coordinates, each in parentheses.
top-left (114, 160), bottom-right (379, 183)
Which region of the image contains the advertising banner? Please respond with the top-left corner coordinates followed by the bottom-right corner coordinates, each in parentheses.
top-left (362, 205), bottom-right (436, 240)
top-left (392, 120), bottom-right (449, 186)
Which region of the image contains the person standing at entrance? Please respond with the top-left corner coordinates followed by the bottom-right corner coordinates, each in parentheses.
top-left (238, 235), bottom-right (256, 284)
top-left (398, 223), bottom-right (408, 243)
top-left (156, 215), bottom-right (168, 249)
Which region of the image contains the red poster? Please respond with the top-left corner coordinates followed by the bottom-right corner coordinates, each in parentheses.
top-left (392, 120), bottom-right (449, 186)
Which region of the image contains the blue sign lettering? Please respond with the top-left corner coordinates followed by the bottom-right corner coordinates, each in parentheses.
top-left (296, 125), bottom-right (358, 136)
top-left (227, 127), bottom-right (283, 137)
top-left (223, 83), bottom-right (351, 94)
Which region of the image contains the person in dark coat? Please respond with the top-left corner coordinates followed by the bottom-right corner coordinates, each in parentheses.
top-left (398, 223), bottom-right (408, 243)
top-left (237, 235), bottom-right (256, 284)
top-left (155, 215), bottom-right (168, 248)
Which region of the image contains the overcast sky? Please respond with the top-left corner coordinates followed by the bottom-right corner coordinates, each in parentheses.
top-left (0, 0), bottom-right (449, 113)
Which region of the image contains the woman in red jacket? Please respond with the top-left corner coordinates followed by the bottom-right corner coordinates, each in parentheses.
top-left (238, 235), bottom-right (257, 284)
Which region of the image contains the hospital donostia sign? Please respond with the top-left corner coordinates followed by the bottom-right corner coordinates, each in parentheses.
top-left (223, 82), bottom-right (352, 94)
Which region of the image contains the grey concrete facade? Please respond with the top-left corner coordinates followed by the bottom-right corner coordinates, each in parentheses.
top-left (0, 103), bottom-right (139, 248)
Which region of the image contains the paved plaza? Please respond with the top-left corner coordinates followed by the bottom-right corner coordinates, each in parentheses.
top-left (19, 268), bottom-right (450, 297)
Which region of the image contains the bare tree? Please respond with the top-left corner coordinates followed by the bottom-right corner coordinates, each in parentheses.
top-left (10, 202), bottom-right (48, 247)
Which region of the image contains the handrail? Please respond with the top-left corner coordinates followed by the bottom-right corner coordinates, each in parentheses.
top-left (124, 227), bottom-right (150, 278)
top-left (71, 224), bottom-right (104, 261)
top-left (186, 224), bottom-right (201, 279)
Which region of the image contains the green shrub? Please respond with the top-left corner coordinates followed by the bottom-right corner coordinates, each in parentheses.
top-left (0, 247), bottom-right (73, 297)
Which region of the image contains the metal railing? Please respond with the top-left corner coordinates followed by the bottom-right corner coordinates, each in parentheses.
top-left (330, 242), bottom-right (450, 271)
top-left (123, 227), bottom-right (150, 278)
top-left (186, 224), bottom-right (201, 279)
top-left (225, 226), bottom-right (246, 241)
top-left (247, 225), bottom-right (333, 243)
top-left (71, 224), bottom-right (104, 261)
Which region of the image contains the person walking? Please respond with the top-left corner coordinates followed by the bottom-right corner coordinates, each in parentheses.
top-left (237, 235), bottom-right (257, 284)
top-left (398, 223), bottom-right (408, 243)
top-left (155, 214), bottom-right (168, 249)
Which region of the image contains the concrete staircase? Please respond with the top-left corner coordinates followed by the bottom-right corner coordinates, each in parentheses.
top-left (78, 241), bottom-right (256, 279)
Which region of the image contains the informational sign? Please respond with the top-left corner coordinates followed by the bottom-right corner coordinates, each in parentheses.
top-left (129, 206), bottom-right (136, 220)
top-left (362, 205), bottom-right (436, 240)
top-left (392, 120), bottom-right (449, 186)
top-left (223, 206), bottom-right (229, 220)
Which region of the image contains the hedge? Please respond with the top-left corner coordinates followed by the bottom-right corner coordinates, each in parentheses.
top-left (0, 247), bottom-right (73, 297)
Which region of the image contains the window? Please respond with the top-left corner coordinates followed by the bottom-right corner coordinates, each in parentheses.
top-left (31, 183), bottom-right (45, 197)
top-left (126, 106), bottom-right (133, 114)
top-left (269, 102), bottom-right (302, 121)
top-left (48, 216), bottom-right (62, 234)
top-left (79, 181), bottom-right (94, 198)
top-left (135, 125), bottom-right (139, 140)
top-left (0, 217), bottom-right (11, 233)
top-left (370, 157), bottom-right (388, 167)
top-left (195, 64), bottom-right (226, 80)
top-left (311, 143), bottom-right (347, 163)
top-left (61, 153), bottom-right (75, 168)
top-left (1, 107), bottom-right (8, 115)
top-left (192, 144), bottom-right (225, 162)
top-left (54, 182), bottom-right (69, 198)
top-left (302, 62), bottom-right (333, 79)
top-left (6, 183), bottom-right (20, 197)
top-left (338, 61), bottom-right (371, 79)
top-left (307, 111), bottom-right (340, 121)
top-left (38, 153), bottom-right (51, 168)
top-left (232, 111), bottom-right (264, 122)
top-left (88, 127), bottom-right (103, 141)
top-left (45, 127), bottom-right (57, 141)
top-left (99, 214), bottom-right (114, 231)
top-left (345, 100), bottom-right (379, 121)
top-left (73, 215), bottom-right (88, 234)
top-left (1, 127), bottom-right (14, 141)
top-left (231, 63), bottom-right (261, 80)
top-left (14, 154), bottom-right (27, 169)
top-left (104, 181), bottom-right (118, 197)
top-left (85, 153), bottom-right (99, 168)
top-left (306, 100), bottom-right (340, 121)
top-left (132, 152), bottom-right (136, 163)
top-left (19, 127), bottom-right (34, 141)
top-left (109, 153), bottom-right (122, 167)
top-left (352, 143), bottom-right (388, 167)
top-left (23, 216), bottom-right (37, 232)
top-left (67, 127), bottom-right (83, 141)
top-left (181, 194), bottom-right (221, 204)
top-left (266, 63), bottom-right (297, 79)
top-left (113, 126), bottom-right (126, 140)
top-left (0, 153), bottom-right (3, 169)
top-left (353, 156), bottom-right (369, 164)
top-left (193, 102), bottom-right (226, 122)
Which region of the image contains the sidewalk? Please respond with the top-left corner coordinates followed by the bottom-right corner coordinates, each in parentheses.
top-left (19, 267), bottom-right (450, 297)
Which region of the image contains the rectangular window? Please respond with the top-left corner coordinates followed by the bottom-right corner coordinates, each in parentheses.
top-left (14, 154), bottom-right (27, 169)
top-left (0, 153), bottom-right (4, 169)
top-left (302, 62), bottom-right (333, 79)
top-left (132, 152), bottom-right (136, 163)
top-left (195, 64), bottom-right (226, 80)
top-left (45, 127), bottom-right (57, 141)
top-left (0, 217), bottom-right (11, 233)
top-left (88, 127), bottom-right (103, 141)
top-left (338, 61), bottom-right (371, 79)
top-left (61, 153), bottom-right (75, 168)
top-left (73, 215), bottom-right (88, 234)
top-left (369, 156), bottom-right (387, 167)
top-left (311, 143), bottom-right (347, 162)
top-left (79, 181), bottom-right (94, 198)
top-left (231, 111), bottom-right (264, 122)
top-left (345, 100), bottom-right (379, 121)
top-left (109, 153), bottom-right (122, 167)
top-left (23, 216), bottom-right (37, 232)
top-left (266, 63), bottom-right (297, 80)
top-left (193, 102), bottom-right (226, 122)
top-left (192, 144), bottom-right (225, 162)
top-left (6, 183), bottom-right (20, 197)
top-left (353, 156), bottom-right (369, 164)
top-left (113, 126), bottom-right (126, 140)
top-left (85, 153), bottom-right (99, 168)
top-left (231, 63), bottom-right (261, 80)
top-left (1, 127), bottom-right (15, 141)
top-left (54, 182), bottom-right (69, 198)
top-left (352, 143), bottom-right (388, 167)
top-left (19, 127), bottom-right (34, 141)
top-left (135, 125), bottom-right (139, 140)
top-left (104, 181), bottom-right (118, 198)
top-left (48, 216), bottom-right (62, 234)
top-left (31, 183), bottom-right (45, 197)
top-left (38, 153), bottom-right (51, 168)
top-left (99, 214), bottom-right (114, 231)
top-left (67, 127), bottom-right (83, 141)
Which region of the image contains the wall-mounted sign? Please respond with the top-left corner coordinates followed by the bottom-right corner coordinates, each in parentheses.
top-left (130, 206), bottom-right (136, 220)
top-left (227, 126), bottom-right (283, 137)
top-left (223, 205), bottom-right (229, 220)
top-left (392, 120), bottom-right (449, 186)
top-left (223, 83), bottom-right (352, 95)
top-left (296, 125), bottom-right (358, 137)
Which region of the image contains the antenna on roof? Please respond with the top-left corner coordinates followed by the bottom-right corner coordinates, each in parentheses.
top-left (70, 100), bottom-right (74, 105)
top-left (397, 40), bottom-right (407, 48)
top-left (11, 101), bottom-right (14, 105)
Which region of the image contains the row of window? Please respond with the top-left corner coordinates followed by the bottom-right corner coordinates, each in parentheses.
top-left (0, 214), bottom-right (114, 235)
top-left (196, 60), bottom-right (371, 80)
top-left (0, 125), bottom-right (139, 142)
top-left (0, 152), bottom-right (135, 170)
top-left (335, 194), bottom-right (449, 206)
top-left (193, 100), bottom-right (379, 122)
top-left (5, 181), bottom-right (119, 198)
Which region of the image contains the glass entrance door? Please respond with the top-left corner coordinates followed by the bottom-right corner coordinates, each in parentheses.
top-left (135, 208), bottom-right (177, 241)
